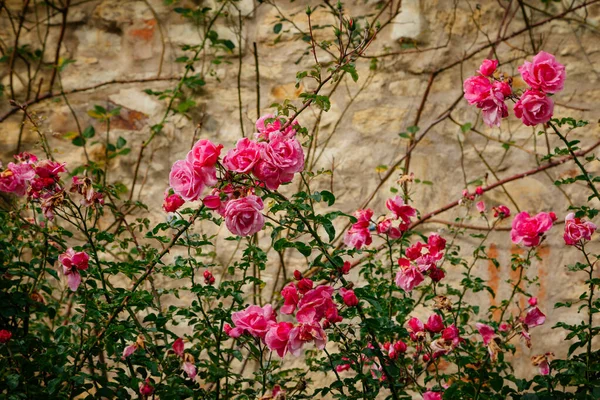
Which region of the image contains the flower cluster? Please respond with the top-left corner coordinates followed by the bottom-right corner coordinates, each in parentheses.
top-left (407, 315), bottom-right (462, 361)
top-left (226, 276), bottom-right (345, 358)
top-left (464, 51), bottom-right (565, 127)
top-left (395, 234), bottom-right (446, 292)
top-left (165, 115), bottom-right (305, 237)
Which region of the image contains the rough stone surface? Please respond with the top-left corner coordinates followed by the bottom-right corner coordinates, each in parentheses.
top-left (1, 0), bottom-right (600, 395)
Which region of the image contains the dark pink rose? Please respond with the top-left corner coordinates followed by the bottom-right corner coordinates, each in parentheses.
top-left (424, 314), bottom-right (444, 333)
top-left (564, 213), bottom-right (596, 245)
top-left (528, 297), bottom-right (538, 307)
top-left (280, 283), bottom-right (299, 314)
top-left (172, 337), bottom-right (184, 358)
top-left (463, 75), bottom-right (492, 105)
top-left (229, 304), bottom-right (276, 339)
top-left (524, 306), bottom-right (546, 328)
top-left (265, 321), bottom-right (294, 357)
top-left (223, 138), bottom-right (262, 173)
top-left (59, 248), bottom-right (89, 291)
top-left (340, 288), bottom-right (358, 307)
top-left (475, 323), bottom-right (496, 345)
top-left (423, 391), bottom-right (442, 400)
top-left (493, 81), bottom-right (512, 97)
top-left (34, 160), bottom-right (66, 180)
top-left (518, 51), bottom-right (566, 93)
top-left (202, 194), bottom-right (221, 210)
top-left (163, 190), bottom-right (185, 212)
top-left (296, 285), bottom-right (336, 324)
top-left (139, 379), bottom-right (154, 397)
top-left (386, 195), bottom-right (416, 223)
top-left (493, 205), bottom-right (511, 218)
top-left (478, 59), bottom-right (498, 77)
top-left (169, 159), bottom-right (203, 201)
top-left (223, 194), bottom-right (265, 237)
top-left (427, 234), bottom-right (446, 255)
top-left (514, 89), bottom-right (554, 126)
top-left (511, 211), bottom-right (554, 247)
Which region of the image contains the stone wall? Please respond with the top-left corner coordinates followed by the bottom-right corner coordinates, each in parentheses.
top-left (1, 0), bottom-right (600, 392)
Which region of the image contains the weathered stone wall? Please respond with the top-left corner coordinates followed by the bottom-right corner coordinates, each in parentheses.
top-left (1, 0), bottom-right (600, 392)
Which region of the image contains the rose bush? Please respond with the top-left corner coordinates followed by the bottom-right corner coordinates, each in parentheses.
top-left (0, 3), bottom-right (599, 400)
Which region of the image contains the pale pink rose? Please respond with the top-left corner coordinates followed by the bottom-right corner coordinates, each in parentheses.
top-left (186, 139), bottom-right (222, 168)
top-left (163, 190), bottom-right (185, 212)
top-left (0, 162), bottom-right (33, 196)
top-left (511, 211), bottom-right (554, 247)
top-left (478, 59), bottom-right (498, 77)
top-left (344, 225), bottom-right (372, 250)
top-left (288, 322), bottom-right (326, 356)
top-left (538, 359), bottom-right (550, 376)
top-left (480, 90), bottom-right (508, 127)
top-left (386, 195), bottom-right (416, 223)
top-left (261, 133), bottom-right (304, 175)
top-left (524, 306), bottom-right (546, 328)
top-left (514, 89), bottom-right (554, 126)
top-left (169, 159), bottom-right (203, 201)
top-left (229, 304), bottom-right (276, 339)
top-left (424, 314), bottom-right (444, 333)
top-left (223, 138), bottom-right (262, 173)
top-left (122, 343), bottom-right (138, 359)
top-left (59, 248), bottom-right (89, 292)
top-left (476, 201), bottom-right (486, 213)
top-left (463, 75), bottom-right (492, 105)
top-left (280, 282), bottom-right (299, 314)
top-left (339, 288), bottom-right (358, 307)
top-left (183, 361), bottom-right (197, 379)
top-left (475, 323), bottom-right (496, 345)
top-left (395, 261), bottom-right (424, 292)
top-left (223, 194), bottom-right (265, 237)
top-left (71, 176), bottom-right (103, 206)
top-left (252, 159), bottom-right (294, 190)
top-left (265, 321), bottom-right (294, 357)
top-left (296, 286), bottom-right (336, 324)
top-left (518, 51), bottom-right (566, 93)
top-left (564, 213), bottom-right (597, 245)
top-left (423, 391), bottom-right (442, 400)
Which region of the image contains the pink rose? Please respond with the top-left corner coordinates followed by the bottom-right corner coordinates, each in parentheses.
top-left (386, 195), bottom-right (416, 223)
top-left (524, 306), bottom-right (546, 328)
top-left (265, 321), bottom-right (294, 357)
top-left (288, 322), bottom-right (327, 356)
top-left (463, 76), bottom-right (492, 105)
top-left (169, 159), bottom-right (204, 201)
top-left (344, 225), bottom-right (372, 250)
top-left (163, 190), bottom-right (185, 212)
top-left (423, 391), bottom-right (442, 400)
top-left (255, 114), bottom-right (298, 141)
top-left (475, 323), bottom-right (496, 345)
top-left (122, 343), bottom-right (138, 359)
top-left (223, 194), bottom-right (265, 237)
top-left (187, 139), bottom-right (222, 168)
top-left (564, 213), bottom-right (597, 245)
top-left (223, 138), bottom-right (262, 173)
top-left (296, 286), bottom-right (336, 324)
top-left (518, 51), bottom-right (566, 93)
top-left (59, 248), bottom-right (89, 291)
top-left (261, 133), bottom-right (304, 175)
top-left (424, 314), bottom-right (444, 333)
top-left (478, 59), bottom-right (498, 77)
top-left (395, 260), bottom-right (424, 292)
top-left (183, 361), bottom-right (197, 380)
top-left (0, 162), bottom-right (33, 196)
top-left (339, 288), bottom-right (358, 307)
top-left (476, 200), bottom-right (486, 213)
top-left (427, 234), bottom-right (446, 255)
top-left (252, 159), bottom-right (294, 190)
top-left (514, 89), bottom-right (554, 126)
top-left (480, 89), bottom-right (508, 127)
top-left (229, 304), bottom-right (276, 339)
top-left (511, 211), bottom-right (554, 247)
top-left (202, 194), bottom-right (222, 210)
top-left (280, 283), bottom-right (300, 314)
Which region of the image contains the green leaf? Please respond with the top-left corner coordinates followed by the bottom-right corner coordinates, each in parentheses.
top-left (82, 126), bottom-right (95, 138)
top-left (116, 136), bottom-right (126, 149)
top-left (72, 136), bottom-right (85, 147)
top-left (273, 23), bottom-right (283, 34)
